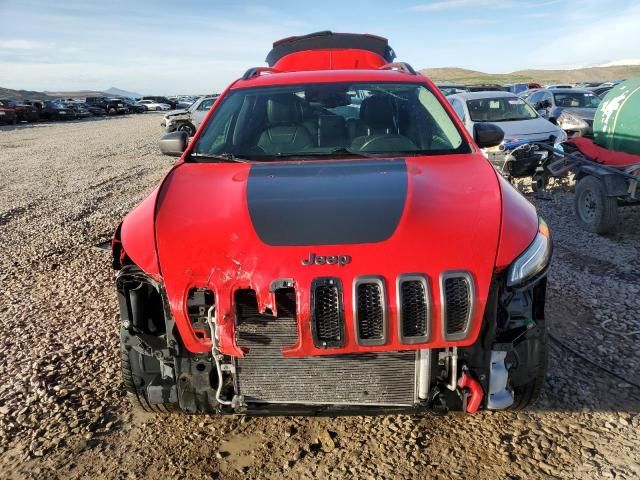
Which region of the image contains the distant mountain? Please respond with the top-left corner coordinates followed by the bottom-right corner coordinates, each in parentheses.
top-left (44, 89), bottom-right (107, 98)
top-left (104, 87), bottom-right (142, 98)
top-left (0, 87), bottom-right (52, 100)
top-left (420, 65), bottom-right (640, 85)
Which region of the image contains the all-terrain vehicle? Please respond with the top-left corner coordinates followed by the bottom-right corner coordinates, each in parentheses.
top-left (113, 32), bottom-right (552, 416)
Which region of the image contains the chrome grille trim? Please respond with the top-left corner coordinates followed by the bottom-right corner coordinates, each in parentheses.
top-left (440, 271), bottom-right (475, 341)
top-left (396, 274), bottom-right (431, 344)
top-left (353, 276), bottom-right (387, 346)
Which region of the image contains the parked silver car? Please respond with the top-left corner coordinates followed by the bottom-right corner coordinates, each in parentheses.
top-left (447, 91), bottom-right (566, 180)
top-left (447, 91), bottom-right (565, 145)
top-left (526, 88), bottom-right (601, 137)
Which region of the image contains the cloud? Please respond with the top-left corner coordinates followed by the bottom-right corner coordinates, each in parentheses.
top-left (0, 39), bottom-right (49, 50)
top-left (597, 58), bottom-right (640, 67)
top-left (408, 0), bottom-right (560, 11)
top-left (525, 3), bottom-right (640, 69)
top-left (408, 0), bottom-right (501, 11)
top-left (522, 12), bottom-right (551, 18)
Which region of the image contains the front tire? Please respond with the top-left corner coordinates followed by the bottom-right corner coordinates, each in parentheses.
top-left (120, 342), bottom-right (175, 414)
top-left (508, 319), bottom-right (548, 410)
top-left (177, 122), bottom-right (195, 136)
top-left (574, 175), bottom-right (619, 234)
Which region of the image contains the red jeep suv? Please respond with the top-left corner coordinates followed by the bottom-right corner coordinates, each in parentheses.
top-left (113, 32), bottom-right (551, 416)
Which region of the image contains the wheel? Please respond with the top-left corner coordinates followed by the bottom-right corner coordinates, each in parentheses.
top-left (156, 107), bottom-right (161, 111)
top-left (120, 341), bottom-right (175, 414)
top-left (108, 107), bottom-right (117, 116)
top-left (177, 123), bottom-right (195, 136)
top-left (531, 172), bottom-right (548, 192)
top-left (508, 318), bottom-right (548, 410)
top-left (574, 175), bottom-right (619, 234)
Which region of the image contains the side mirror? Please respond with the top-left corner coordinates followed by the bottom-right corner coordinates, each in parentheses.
top-left (473, 122), bottom-right (504, 149)
top-left (159, 131), bottom-right (188, 157)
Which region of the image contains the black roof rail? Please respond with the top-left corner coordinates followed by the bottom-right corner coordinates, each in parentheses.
top-left (379, 62), bottom-right (417, 75)
top-left (241, 67), bottom-right (279, 81)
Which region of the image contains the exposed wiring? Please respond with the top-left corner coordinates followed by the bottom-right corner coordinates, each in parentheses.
top-left (600, 319), bottom-right (640, 337)
top-left (548, 330), bottom-right (640, 394)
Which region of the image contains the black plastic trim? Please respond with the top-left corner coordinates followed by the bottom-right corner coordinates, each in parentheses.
top-left (266, 31), bottom-right (396, 67)
top-left (311, 277), bottom-right (344, 348)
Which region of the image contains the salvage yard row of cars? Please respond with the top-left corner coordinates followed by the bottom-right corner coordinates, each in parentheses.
top-left (0, 94), bottom-right (204, 125)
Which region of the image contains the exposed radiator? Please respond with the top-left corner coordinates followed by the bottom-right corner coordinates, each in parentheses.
top-left (236, 316), bottom-right (417, 406)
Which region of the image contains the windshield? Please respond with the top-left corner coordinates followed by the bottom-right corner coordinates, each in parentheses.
top-left (192, 82), bottom-right (468, 161)
top-left (439, 86), bottom-right (468, 96)
top-left (467, 97), bottom-right (538, 122)
top-left (553, 92), bottom-right (601, 109)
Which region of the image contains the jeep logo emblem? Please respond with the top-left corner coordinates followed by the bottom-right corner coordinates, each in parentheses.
top-left (301, 252), bottom-right (351, 267)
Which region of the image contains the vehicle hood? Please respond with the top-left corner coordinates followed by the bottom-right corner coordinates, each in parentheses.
top-left (153, 155), bottom-right (503, 357)
top-left (492, 117), bottom-right (561, 140)
top-left (555, 107), bottom-right (596, 120)
top-left (164, 109), bottom-right (189, 118)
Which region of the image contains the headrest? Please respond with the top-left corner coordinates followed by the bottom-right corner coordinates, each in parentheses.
top-left (359, 94), bottom-right (396, 131)
top-left (266, 95), bottom-right (302, 125)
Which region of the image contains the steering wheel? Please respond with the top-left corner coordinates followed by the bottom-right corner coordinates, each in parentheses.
top-left (359, 134), bottom-right (417, 152)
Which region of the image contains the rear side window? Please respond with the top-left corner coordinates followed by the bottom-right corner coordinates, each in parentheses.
top-left (193, 82), bottom-right (469, 160)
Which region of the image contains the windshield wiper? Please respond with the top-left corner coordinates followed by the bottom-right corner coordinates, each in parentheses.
top-left (189, 152), bottom-right (248, 163)
top-left (270, 148), bottom-right (377, 159)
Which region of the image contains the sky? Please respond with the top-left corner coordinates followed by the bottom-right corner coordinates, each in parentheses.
top-left (0, 0), bottom-right (639, 95)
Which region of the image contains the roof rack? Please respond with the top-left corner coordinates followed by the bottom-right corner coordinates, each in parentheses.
top-left (241, 67), bottom-right (280, 81)
top-left (379, 62), bottom-right (417, 75)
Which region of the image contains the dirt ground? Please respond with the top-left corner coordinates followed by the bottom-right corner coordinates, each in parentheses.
top-left (0, 114), bottom-right (639, 480)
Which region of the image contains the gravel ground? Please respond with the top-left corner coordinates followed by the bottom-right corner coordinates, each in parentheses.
top-left (0, 114), bottom-right (638, 479)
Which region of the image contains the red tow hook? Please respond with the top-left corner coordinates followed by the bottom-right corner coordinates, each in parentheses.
top-left (458, 371), bottom-right (483, 413)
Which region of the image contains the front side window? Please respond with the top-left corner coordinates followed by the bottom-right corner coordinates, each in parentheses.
top-left (199, 99), bottom-right (215, 110)
top-left (192, 82), bottom-right (469, 161)
top-left (466, 97), bottom-right (538, 122)
top-left (553, 92), bottom-right (601, 109)
top-left (450, 99), bottom-right (466, 121)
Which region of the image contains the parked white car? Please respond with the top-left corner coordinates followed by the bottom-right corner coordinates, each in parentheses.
top-left (137, 100), bottom-right (171, 111)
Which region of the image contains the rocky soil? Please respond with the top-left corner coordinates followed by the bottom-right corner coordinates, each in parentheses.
top-left (0, 115), bottom-right (638, 479)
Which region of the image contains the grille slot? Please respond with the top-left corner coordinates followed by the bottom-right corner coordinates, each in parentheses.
top-left (354, 277), bottom-right (386, 346)
top-left (236, 315), bottom-right (416, 406)
top-left (398, 275), bottom-right (430, 343)
top-left (235, 289), bottom-right (260, 319)
top-left (441, 272), bottom-right (474, 341)
top-left (275, 287), bottom-right (296, 319)
top-left (311, 278), bottom-right (344, 348)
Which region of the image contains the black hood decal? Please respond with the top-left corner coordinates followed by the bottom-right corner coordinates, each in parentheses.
top-left (247, 159), bottom-right (408, 246)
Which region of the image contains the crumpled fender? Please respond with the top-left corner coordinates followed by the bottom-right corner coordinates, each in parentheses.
top-left (113, 185), bottom-right (162, 281)
top-left (495, 176), bottom-right (539, 270)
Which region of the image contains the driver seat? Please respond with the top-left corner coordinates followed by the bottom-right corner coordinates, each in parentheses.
top-left (351, 94), bottom-right (405, 150)
top-left (257, 95), bottom-right (313, 154)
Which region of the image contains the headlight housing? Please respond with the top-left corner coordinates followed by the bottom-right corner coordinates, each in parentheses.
top-left (507, 218), bottom-right (552, 287)
top-left (554, 129), bottom-right (567, 145)
top-left (557, 111), bottom-right (588, 131)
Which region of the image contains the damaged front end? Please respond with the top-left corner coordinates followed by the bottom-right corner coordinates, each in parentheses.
top-left (114, 257), bottom-right (549, 416)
